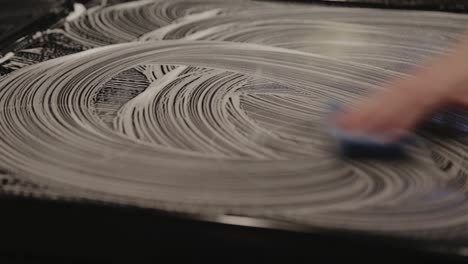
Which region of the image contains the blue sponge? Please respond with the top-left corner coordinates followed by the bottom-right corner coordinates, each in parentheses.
top-left (330, 124), bottom-right (408, 159)
top-left (328, 103), bottom-right (408, 159)
top-left (328, 102), bottom-right (468, 160)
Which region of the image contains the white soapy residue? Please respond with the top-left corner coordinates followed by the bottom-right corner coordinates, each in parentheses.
top-left (66, 3), bottom-right (86, 22)
top-left (0, 52), bottom-right (15, 64)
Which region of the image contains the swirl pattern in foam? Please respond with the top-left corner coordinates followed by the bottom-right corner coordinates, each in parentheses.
top-left (2, 0), bottom-right (468, 239)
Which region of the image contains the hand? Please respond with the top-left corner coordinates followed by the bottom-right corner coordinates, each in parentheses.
top-left (337, 34), bottom-right (468, 141)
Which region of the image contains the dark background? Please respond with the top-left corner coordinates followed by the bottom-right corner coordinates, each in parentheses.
top-left (0, 0), bottom-right (72, 54)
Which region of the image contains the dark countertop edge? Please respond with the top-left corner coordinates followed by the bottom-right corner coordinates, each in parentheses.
top-left (1, 192), bottom-right (468, 261)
